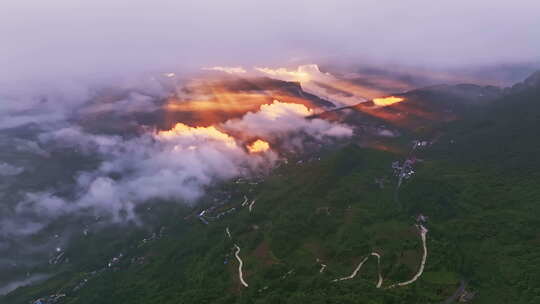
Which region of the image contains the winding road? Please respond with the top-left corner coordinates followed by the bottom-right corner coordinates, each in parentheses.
top-left (248, 199), bottom-right (256, 212)
top-left (332, 252), bottom-right (383, 286)
top-left (233, 244), bottom-right (249, 287)
top-left (371, 252), bottom-right (384, 288)
top-left (388, 224), bottom-right (428, 288)
top-left (332, 224), bottom-right (428, 289)
top-left (332, 256), bottom-right (370, 282)
top-left (241, 196), bottom-right (249, 207)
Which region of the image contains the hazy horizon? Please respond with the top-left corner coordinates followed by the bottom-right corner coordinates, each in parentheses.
top-left (2, 0), bottom-right (540, 84)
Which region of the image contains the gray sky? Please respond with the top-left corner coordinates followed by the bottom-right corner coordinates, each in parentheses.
top-left (1, 0), bottom-right (540, 83)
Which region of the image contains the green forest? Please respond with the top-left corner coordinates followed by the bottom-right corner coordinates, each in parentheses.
top-left (4, 80), bottom-right (540, 304)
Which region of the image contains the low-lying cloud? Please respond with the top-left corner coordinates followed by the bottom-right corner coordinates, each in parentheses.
top-left (13, 100), bottom-right (352, 228)
top-left (0, 88), bottom-right (354, 292)
top-left (0, 274), bottom-right (51, 296)
top-left (224, 100), bottom-right (353, 140)
top-left (0, 163), bottom-right (24, 176)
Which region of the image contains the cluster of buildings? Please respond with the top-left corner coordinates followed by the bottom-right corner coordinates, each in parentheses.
top-left (392, 158), bottom-right (416, 181)
top-left (32, 294), bottom-right (65, 304)
top-left (197, 193), bottom-right (257, 224)
top-left (48, 250), bottom-right (65, 265)
top-left (138, 227), bottom-right (166, 247)
top-left (199, 206), bottom-right (238, 224)
top-left (459, 290), bottom-right (476, 302)
top-left (412, 140), bottom-right (430, 150)
top-left (415, 214), bottom-right (428, 223)
top-left (107, 253), bottom-right (123, 268)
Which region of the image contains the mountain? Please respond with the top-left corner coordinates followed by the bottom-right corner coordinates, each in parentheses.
top-left (2, 71), bottom-right (540, 304)
top-left (433, 70), bottom-right (540, 170)
top-left (505, 70), bottom-right (540, 94)
top-left (72, 77), bottom-right (336, 136)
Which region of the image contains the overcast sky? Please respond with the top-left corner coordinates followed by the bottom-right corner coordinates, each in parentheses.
top-left (2, 0), bottom-right (539, 83)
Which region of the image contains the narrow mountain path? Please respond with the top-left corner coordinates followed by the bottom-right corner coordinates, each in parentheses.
top-left (332, 252), bottom-right (383, 285)
top-left (388, 224), bottom-right (428, 288)
top-left (248, 199), bottom-right (256, 213)
top-left (332, 256), bottom-right (370, 282)
top-left (233, 244), bottom-right (249, 287)
top-left (241, 196), bottom-right (249, 207)
top-left (332, 223), bottom-right (428, 289)
top-left (371, 252), bottom-right (383, 288)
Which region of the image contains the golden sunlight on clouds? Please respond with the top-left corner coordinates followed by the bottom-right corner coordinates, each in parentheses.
top-left (157, 123), bottom-right (236, 147)
top-left (203, 66), bottom-right (247, 74)
top-left (258, 100), bottom-right (313, 119)
top-left (372, 96), bottom-right (404, 107)
top-left (255, 67), bottom-right (311, 82)
top-left (246, 139), bottom-right (270, 153)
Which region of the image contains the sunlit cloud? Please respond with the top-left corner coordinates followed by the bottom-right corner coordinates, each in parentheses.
top-left (203, 66), bottom-right (247, 74)
top-left (247, 139), bottom-right (270, 153)
top-left (372, 96), bottom-right (405, 107)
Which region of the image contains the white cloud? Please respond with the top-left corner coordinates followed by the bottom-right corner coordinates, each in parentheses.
top-left (223, 100), bottom-right (353, 140)
top-left (15, 100), bottom-right (351, 226)
top-left (78, 92), bottom-right (159, 115)
top-left (0, 163), bottom-right (24, 176)
top-left (28, 123), bottom-right (276, 222)
top-left (203, 66), bottom-right (247, 74)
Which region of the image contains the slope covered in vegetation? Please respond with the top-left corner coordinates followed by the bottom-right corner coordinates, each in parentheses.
top-left (4, 75), bottom-right (540, 304)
